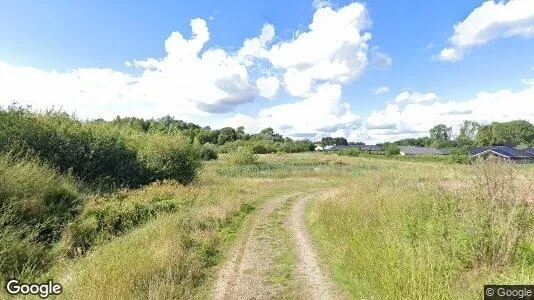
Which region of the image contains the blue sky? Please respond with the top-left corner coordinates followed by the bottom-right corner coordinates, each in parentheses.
top-left (1, 0), bottom-right (534, 143)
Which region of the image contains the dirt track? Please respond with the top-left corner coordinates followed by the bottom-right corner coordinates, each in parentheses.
top-left (213, 192), bottom-right (341, 299)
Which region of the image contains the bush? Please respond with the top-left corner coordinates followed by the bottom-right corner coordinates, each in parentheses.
top-left (0, 108), bottom-right (203, 187)
top-left (386, 144), bottom-right (401, 156)
top-left (251, 143), bottom-right (270, 154)
top-left (200, 144), bottom-right (218, 161)
top-left (228, 147), bottom-right (258, 165)
top-left (135, 133), bottom-right (202, 184)
top-left (0, 108), bottom-right (144, 188)
top-left (450, 147), bottom-right (469, 164)
top-left (339, 148), bottom-right (361, 157)
top-left (0, 153), bottom-right (80, 281)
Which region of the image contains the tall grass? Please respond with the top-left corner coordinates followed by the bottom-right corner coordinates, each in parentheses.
top-left (0, 152), bottom-right (80, 282)
top-left (308, 159), bottom-right (534, 298)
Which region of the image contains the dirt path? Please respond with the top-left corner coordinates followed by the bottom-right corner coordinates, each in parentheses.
top-left (213, 194), bottom-right (297, 299)
top-left (213, 192), bottom-right (340, 299)
top-left (288, 193), bottom-right (340, 299)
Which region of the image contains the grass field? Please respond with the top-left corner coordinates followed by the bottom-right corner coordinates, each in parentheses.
top-left (40, 153), bottom-right (356, 299)
top-left (4, 152), bottom-right (532, 299)
top-left (305, 154), bottom-right (534, 299)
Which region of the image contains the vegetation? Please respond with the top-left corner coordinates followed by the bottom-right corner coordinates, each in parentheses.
top-left (307, 157), bottom-right (534, 299)
top-left (2, 103), bottom-right (534, 298)
top-left (227, 147), bottom-right (258, 165)
top-left (0, 152), bottom-right (80, 280)
top-left (475, 120), bottom-right (534, 147)
top-left (385, 143), bottom-right (401, 156)
top-left (391, 120), bottom-right (534, 150)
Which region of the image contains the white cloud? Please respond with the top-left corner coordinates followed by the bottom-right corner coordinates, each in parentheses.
top-left (438, 0), bottom-right (534, 61)
top-left (374, 86), bottom-right (390, 95)
top-left (394, 91), bottom-right (438, 104)
top-left (237, 23), bottom-right (275, 65)
top-left (225, 82), bottom-right (359, 138)
top-left (363, 84), bottom-right (534, 144)
top-left (239, 3), bottom-right (372, 97)
top-left (256, 76), bottom-right (280, 99)
top-left (0, 18), bottom-right (260, 119)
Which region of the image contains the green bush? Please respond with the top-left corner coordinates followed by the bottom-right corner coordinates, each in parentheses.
top-left (386, 144), bottom-right (401, 156)
top-left (228, 147), bottom-right (258, 165)
top-left (0, 153), bottom-right (80, 281)
top-left (0, 108), bottom-right (143, 188)
top-left (200, 144), bottom-right (218, 161)
top-left (0, 107), bottom-right (203, 187)
top-left (339, 148), bottom-right (361, 157)
top-left (135, 134), bottom-right (202, 184)
top-left (251, 143), bottom-right (270, 154)
top-left (450, 147), bottom-right (470, 164)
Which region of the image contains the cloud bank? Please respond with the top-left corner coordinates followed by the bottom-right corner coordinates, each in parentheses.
top-left (438, 0), bottom-right (534, 61)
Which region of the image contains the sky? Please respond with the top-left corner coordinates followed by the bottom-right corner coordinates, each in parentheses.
top-left (1, 0), bottom-right (534, 144)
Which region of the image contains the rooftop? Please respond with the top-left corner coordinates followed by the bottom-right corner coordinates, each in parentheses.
top-left (398, 146), bottom-right (450, 155)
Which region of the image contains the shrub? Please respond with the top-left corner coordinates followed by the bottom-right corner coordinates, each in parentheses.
top-left (386, 144), bottom-right (401, 156)
top-left (251, 143), bottom-right (270, 154)
top-left (0, 153), bottom-right (80, 281)
top-left (0, 108), bottom-right (143, 188)
top-left (339, 148), bottom-right (361, 157)
top-left (135, 134), bottom-right (202, 184)
top-left (200, 144), bottom-right (218, 161)
top-left (450, 147), bottom-right (469, 164)
top-left (228, 147), bottom-right (258, 165)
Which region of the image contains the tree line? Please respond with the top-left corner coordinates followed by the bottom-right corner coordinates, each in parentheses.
top-left (388, 120), bottom-right (534, 149)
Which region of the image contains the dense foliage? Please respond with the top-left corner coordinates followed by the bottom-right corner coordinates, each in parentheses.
top-left (0, 153), bottom-right (80, 280)
top-left (0, 107), bottom-right (207, 188)
top-left (475, 120), bottom-right (534, 147)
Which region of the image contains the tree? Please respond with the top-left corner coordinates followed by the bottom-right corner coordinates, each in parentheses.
top-left (475, 125), bottom-right (493, 146)
top-left (429, 124), bottom-right (452, 141)
top-left (217, 127), bottom-right (237, 145)
top-left (474, 120), bottom-right (534, 146)
top-left (457, 120), bottom-right (479, 144)
top-left (321, 137), bottom-right (334, 146)
top-left (236, 126), bottom-right (248, 140)
top-left (257, 127), bottom-right (284, 142)
top-left (333, 137), bottom-right (348, 146)
top-left (321, 136), bottom-right (348, 146)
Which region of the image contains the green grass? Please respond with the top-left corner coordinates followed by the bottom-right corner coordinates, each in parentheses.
top-left (34, 154), bottom-right (336, 299)
top-left (265, 197), bottom-right (300, 295)
top-left (306, 157), bottom-right (534, 299)
top-left (0, 152), bottom-right (80, 282)
top-left (2, 151), bottom-right (532, 299)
